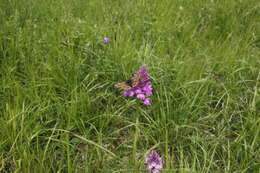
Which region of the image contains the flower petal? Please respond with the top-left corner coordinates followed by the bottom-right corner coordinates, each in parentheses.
top-left (144, 98), bottom-right (151, 105)
top-left (135, 88), bottom-right (143, 94)
top-left (136, 93), bottom-right (145, 100)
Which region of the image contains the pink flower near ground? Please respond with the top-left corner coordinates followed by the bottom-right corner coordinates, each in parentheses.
top-left (145, 151), bottom-right (163, 173)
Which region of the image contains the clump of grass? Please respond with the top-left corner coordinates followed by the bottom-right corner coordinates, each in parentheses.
top-left (0, 0), bottom-right (259, 172)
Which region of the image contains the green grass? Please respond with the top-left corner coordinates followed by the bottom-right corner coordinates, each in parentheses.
top-left (0, 0), bottom-right (260, 172)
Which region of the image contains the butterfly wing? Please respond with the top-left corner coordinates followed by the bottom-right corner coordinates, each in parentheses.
top-left (115, 73), bottom-right (145, 90)
top-left (131, 73), bottom-right (144, 87)
top-left (115, 82), bottom-right (132, 90)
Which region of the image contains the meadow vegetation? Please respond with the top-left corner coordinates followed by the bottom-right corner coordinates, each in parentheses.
top-left (0, 0), bottom-right (259, 172)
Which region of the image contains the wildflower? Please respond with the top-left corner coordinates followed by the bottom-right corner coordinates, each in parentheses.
top-left (137, 93), bottom-right (145, 100)
top-left (135, 88), bottom-right (143, 94)
top-left (143, 84), bottom-right (153, 96)
top-left (145, 151), bottom-right (163, 173)
top-left (103, 37), bottom-right (110, 44)
top-left (116, 65), bottom-right (153, 105)
top-left (123, 90), bottom-right (134, 97)
top-left (143, 98), bottom-right (151, 105)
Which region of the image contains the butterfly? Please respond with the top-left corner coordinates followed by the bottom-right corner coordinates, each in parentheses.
top-left (115, 73), bottom-right (144, 90)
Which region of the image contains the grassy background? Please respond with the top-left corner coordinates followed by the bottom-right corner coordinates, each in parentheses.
top-left (0, 0), bottom-right (259, 172)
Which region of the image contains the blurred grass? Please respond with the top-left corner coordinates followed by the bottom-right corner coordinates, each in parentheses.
top-left (0, 0), bottom-right (259, 172)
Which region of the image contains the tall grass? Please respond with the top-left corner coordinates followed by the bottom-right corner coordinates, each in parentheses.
top-left (0, 0), bottom-right (259, 172)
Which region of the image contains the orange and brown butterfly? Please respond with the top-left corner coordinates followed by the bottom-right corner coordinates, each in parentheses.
top-left (115, 73), bottom-right (144, 91)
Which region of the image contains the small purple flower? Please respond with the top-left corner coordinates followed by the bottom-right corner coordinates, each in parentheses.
top-left (123, 90), bottom-right (134, 97)
top-left (145, 151), bottom-right (163, 173)
top-left (144, 98), bottom-right (151, 105)
top-left (137, 93), bottom-right (145, 100)
top-left (135, 88), bottom-right (143, 94)
top-left (143, 84), bottom-right (153, 96)
top-left (103, 37), bottom-right (110, 44)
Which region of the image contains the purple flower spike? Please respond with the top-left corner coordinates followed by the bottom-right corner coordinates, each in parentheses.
top-left (137, 65), bottom-right (149, 76)
top-left (145, 151), bottom-right (163, 173)
top-left (116, 65), bottom-right (153, 105)
top-left (103, 37), bottom-right (110, 44)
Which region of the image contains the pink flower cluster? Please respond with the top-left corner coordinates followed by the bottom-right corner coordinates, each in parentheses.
top-left (145, 151), bottom-right (163, 173)
top-left (123, 65), bottom-right (153, 105)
